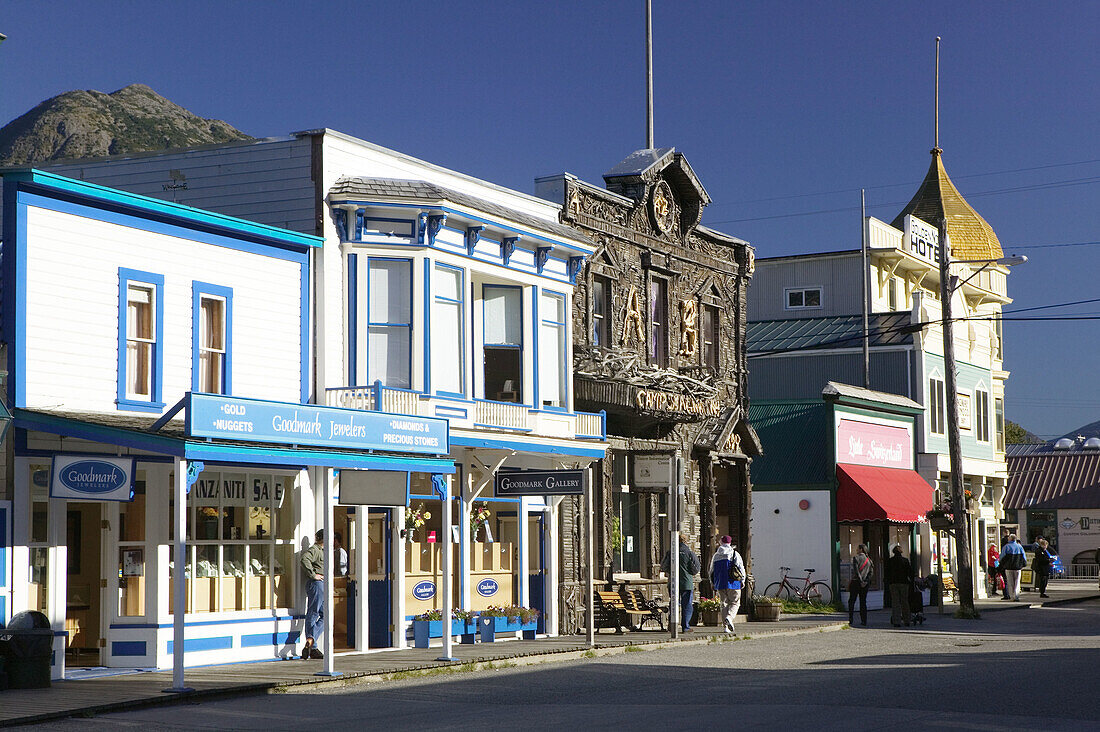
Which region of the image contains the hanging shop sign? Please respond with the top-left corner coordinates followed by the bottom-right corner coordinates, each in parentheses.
top-left (632, 454), bottom-right (674, 491)
top-left (187, 393), bottom-right (449, 455)
top-left (494, 469), bottom-right (585, 497)
top-left (50, 454), bottom-right (135, 502)
top-left (634, 387), bottom-right (722, 418)
top-left (339, 469), bottom-right (410, 506)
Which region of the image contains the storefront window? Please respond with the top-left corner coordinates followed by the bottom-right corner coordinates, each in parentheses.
top-left (118, 474), bottom-right (147, 616)
top-left (174, 470), bottom-right (297, 614)
top-left (28, 465), bottom-right (50, 613)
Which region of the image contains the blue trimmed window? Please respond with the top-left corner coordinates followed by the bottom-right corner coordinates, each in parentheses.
top-left (538, 290), bottom-right (567, 409)
top-left (482, 285), bottom-right (523, 403)
top-left (431, 264), bottom-right (465, 397)
top-left (366, 258), bottom-right (412, 388)
top-left (118, 268), bottom-right (165, 412)
top-left (192, 282), bottom-right (233, 395)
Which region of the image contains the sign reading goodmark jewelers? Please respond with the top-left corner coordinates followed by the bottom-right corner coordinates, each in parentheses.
top-left (188, 394), bottom-right (448, 455)
top-left (494, 469), bottom-right (585, 497)
top-left (50, 455), bottom-right (135, 502)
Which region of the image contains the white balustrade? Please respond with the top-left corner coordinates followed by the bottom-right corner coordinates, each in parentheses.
top-left (475, 400), bottom-right (528, 431)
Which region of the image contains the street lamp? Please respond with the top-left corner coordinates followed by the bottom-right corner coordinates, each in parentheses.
top-left (937, 218), bottom-right (1026, 616)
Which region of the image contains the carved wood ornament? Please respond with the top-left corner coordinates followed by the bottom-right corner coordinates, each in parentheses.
top-left (678, 298), bottom-right (698, 358)
top-left (620, 285), bottom-right (646, 348)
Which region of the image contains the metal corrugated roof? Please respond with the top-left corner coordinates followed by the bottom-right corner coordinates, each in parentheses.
top-left (748, 312), bottom-right (915, 354)
top-left (329, 177), bottom-right (588, 244)
top-left (748, 401), bottom-right (833, 486)
top-left (822, 381), bottom-right (923, 412)
top-left (1006, 451), bottom-right (1100, 509)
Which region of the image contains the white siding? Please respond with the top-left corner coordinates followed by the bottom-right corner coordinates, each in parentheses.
top-left (22, 205), bottom-right (303, 412)
top-left (749, 489), bottom-right (835, 592)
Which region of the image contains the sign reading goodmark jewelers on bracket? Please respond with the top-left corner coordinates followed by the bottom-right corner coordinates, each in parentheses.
top-left (50, 455), bottom-right (136, 502)
top-left (494, 469), bottom-right (585, 497)
top-left (187, 393), bottom-right (449, 455)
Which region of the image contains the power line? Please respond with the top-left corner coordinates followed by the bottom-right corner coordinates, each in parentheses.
top-left (710, 157), bottom-right (1100, 208)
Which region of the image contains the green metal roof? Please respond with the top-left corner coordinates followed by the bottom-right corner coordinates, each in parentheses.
top-left (748, 312), bottom-right (914, 355)
top-left (748, 401), bottom-right (834, 487)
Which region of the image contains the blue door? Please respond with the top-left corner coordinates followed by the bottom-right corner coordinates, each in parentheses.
top-left (529, 513), bottom-right (546, 633)
top-left (367, 509), bottom-right (392, 648)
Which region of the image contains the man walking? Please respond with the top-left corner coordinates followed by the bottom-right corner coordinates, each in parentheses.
top-left (848, 544), bottom-right (874, 627)
top-left (998, 534), bottom-right (1027, 601)
top-left (885, 545), bottom-right (912, 627)
top-left (662, 537), bottom-right (700, 633)
top-left (300, 529), bottom-right (325, 659)
top-left (709, 535), bottom-right (745, 634)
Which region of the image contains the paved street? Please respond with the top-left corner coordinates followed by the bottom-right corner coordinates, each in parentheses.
top-left (23, 600), bottom-right (1100, 731)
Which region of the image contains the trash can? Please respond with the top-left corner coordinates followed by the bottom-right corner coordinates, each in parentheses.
top-left (0, 611), bottom-right (54, 689)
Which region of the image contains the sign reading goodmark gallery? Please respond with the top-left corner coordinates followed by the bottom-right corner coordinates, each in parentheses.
top-left (187, 393), bottom-right (449, 455)
top-left (494, 469), bottom-right (585, 497)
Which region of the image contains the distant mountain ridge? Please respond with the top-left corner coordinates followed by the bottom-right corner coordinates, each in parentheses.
top-left (1060, 419), bottom-right (1100, 443)
top-left (0, 84), bottom-right (251, 167)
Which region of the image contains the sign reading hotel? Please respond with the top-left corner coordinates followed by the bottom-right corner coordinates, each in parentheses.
top-left (903, 215), bottom-right (940, 265)
top-left (836, 419), bottom-right (911, 470)
top-left (188, 393), bottom-right (449, 455)
top-left (494, 469), bottom-right (585, 497)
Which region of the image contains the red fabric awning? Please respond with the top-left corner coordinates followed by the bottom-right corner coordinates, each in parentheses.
top-left (836, 463), bottom-right (934, 523)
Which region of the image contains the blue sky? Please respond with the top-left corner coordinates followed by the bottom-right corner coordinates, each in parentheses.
top-left (1, 1), bottom-right (1097, 438)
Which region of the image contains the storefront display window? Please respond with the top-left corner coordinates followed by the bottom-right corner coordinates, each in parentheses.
top-left (173, 470), bottom-right (297, 614)
top-left (118, 473), bottom-right (147, 616)
top-left (28, 465), bottom-right (50, 613)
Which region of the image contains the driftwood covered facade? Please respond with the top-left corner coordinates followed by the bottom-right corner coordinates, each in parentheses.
top-left (536, 148), bottom-right (760, 624)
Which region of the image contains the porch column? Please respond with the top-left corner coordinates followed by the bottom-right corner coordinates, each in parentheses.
top-left (517, 496), bottom-right (530, 609)
top-left (353, 507), bottom-right (369, 651)
top-left (165, 457), bottom-right (192, 693)
top-left (546, 497), bottom-right (561, 636)
top-left (318, 467), bottom-right (338, 676)
top-left (459, 469), bottom-right (471, 611)
top-left (437, 473), bottom-right (456, 661)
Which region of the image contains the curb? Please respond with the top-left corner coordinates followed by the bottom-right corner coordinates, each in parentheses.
top-left (0, 620), bottom-right (847, 726)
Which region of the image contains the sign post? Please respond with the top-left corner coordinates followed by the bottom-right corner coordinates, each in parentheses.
top-left (669, 456), bottom-right (679, 640)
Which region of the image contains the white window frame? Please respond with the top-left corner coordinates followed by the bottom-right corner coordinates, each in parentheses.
top-left (785, 286), bottom-right (823, 310)
top-left (975, 389), bottom-right (991, 443)
top-left (928, 376), bottom-right (946, 436)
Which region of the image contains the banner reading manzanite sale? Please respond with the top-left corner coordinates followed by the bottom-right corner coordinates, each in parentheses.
top-left (494, 469), bottom-right (585, 497)
top-left (187, 394), bottom-right (449, 455)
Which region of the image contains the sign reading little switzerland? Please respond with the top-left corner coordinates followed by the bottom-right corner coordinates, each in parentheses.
top-left (494, 469), bottom-right (585, 497)
top-left (187, 393), bottom-right (449, 455)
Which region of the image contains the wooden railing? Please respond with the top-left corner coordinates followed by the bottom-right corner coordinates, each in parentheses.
top-left (474, 399), bottom-right (529, 431)
top-left (576, 410), bottom-right (606, 438)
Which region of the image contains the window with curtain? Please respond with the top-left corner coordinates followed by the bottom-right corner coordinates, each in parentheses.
top-left (483, 285), bottom-right (522, 402)
top-left (702, 304), bottom-right (719, 371)
top-left (929, 377), bottom-right (945, 435)
top-left (367, 259), bottom-right (412, 388)
top-left (591, 275), bottom-right (611, 347)
top-left (198, 296), bottom-right (226, 393)
top-left (126, 283), bottom-right (155, 399)
top-left (649, 278), bottom-right (668, 367)
top-left (539, 291), bottom-right (566, 408)
top-left (975, 389), bottom-right (991, 443)
top-left (431, 265), bottom-right (464, 395)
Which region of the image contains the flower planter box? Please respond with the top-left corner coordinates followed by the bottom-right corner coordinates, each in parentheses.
top-left (699, 608), bottom-right (721, 627)
top-left (478, 615), bottom-right (528, 642)
top-left (413, 619), bottom-right (470, 647)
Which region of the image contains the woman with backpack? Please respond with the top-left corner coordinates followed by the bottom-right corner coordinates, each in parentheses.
top-left (848, 544), bottom-right (874, 626)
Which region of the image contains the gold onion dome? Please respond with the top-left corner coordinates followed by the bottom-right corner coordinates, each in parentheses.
top-left (891, 149), bottom-right (1003, 261)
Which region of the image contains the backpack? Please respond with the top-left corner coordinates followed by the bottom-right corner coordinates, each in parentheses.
top-left (728, 552), bottom-right (744, 583)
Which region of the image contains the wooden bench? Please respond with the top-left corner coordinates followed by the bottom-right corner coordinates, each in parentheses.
top-left (593, 590), bottom-right (632, 633)
top-left (940, 574), bottom-right (958, 601)
top-left (621, 589), bottom-right (666, 631)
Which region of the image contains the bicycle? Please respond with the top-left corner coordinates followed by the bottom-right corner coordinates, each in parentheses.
top-left (764, 566), bottom-right (833, 606)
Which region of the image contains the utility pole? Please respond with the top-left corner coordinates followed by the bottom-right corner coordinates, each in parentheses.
top-left (645, 0), bottom-right (654, 149)
top-left (861, 188), bottom-right (869, 388)
top-left (938, 217), bottom-right (976, 616)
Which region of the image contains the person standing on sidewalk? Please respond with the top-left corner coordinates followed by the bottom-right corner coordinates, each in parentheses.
top-left (662, 537), bottom-right (700, 633)
top-left (1032, 537), bottom-right (1053, 598)
top-left (997, 534), bottom-right (1027, 601)
top-left (848, 544), bottom-right (874, 627)
top-left (885, 545), bottom-right (912, 627)
top-left (300, 530), bottom-right (325, 659)
top-left (709, 535), bottom-right (745, 634)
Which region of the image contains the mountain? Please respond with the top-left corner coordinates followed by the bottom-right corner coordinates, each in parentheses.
top-left (1059, 420), bottom-right (1100, 443)
top-left (0, 84), bottom-right (251, 167)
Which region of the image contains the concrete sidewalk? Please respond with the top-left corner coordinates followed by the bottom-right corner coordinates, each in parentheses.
top-left (0, 613), bottom-right (845, 728)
